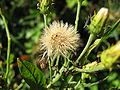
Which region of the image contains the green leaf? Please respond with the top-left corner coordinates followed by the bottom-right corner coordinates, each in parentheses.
top-left (17, 59), bottom-right (46, 89)
top-left (66, 0), bottom-right (77, 8)
top-left (9, 54), bottom-right (14, 64)
top-left (102, 19), bottom-right (120, 40)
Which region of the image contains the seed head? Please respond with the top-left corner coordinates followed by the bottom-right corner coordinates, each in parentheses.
top-left (40, 21), bottom-right (80, 58)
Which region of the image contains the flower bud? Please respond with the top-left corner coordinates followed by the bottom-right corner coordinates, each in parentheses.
top-left (88, 7), bottom-right (109, 35)
top-left (37, 0), bottom-right (53, 14)
top-left (100, 41), bottom-right (120, 68)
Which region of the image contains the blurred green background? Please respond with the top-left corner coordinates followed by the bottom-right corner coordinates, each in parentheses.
top-left (0, 0), bottom-right (120, 89)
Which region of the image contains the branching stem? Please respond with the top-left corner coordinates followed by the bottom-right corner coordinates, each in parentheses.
top-left (76, 34), bottom-right (95, 64)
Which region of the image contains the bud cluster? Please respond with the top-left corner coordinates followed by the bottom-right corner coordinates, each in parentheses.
top-left (37, 0), bottom-right (53, 14)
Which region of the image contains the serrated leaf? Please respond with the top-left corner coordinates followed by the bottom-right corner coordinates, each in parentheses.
top-left (17, 59), bottom-right (46, 89)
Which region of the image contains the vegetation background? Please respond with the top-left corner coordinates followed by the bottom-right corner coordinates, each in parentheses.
top-left (0, 0), bottom-right (120, 90)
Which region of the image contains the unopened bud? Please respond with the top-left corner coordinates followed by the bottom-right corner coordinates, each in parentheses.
top-left (100, 41), bottom-right (120, 68)
top-left (88, 7), bottom-right (109, 35)
top-left (37, 0), bottom-right (53, 14)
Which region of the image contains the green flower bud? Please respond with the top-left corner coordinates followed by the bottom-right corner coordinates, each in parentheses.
top-left (100, 41), bottom-right (120, 68)
top-left (88, 7), bottom-right (109, 35)
top-left (37, 0), bottom-right (53, 14)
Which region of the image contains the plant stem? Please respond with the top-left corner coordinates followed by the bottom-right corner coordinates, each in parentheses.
top-left (47, 58), bottom-right (68, 88)
top-left (43, 14), bottom-right (47, 27)
top-left (47, 65), bottom-right (64, 88)
top-left (52, 55), bottom-right (60, 79)
top-left (15, 79), bottom-right (26, 90)
top-left (51, 55), bottom-right (56, 66)
top-left (68, 75), bottom-right (74, 87)
top-left (75, 0), bottom-right (82, 32)
top-left (76, 34), bottom-right (95, 64)
top-left (49, 58), bottom-right (52, 83)
top-left (75, 80), bottom-right (81, 89)
top-left (74, 63), bottom-right (106, 89)
top-left (75, 63), bottom-right (105, 73)
top-left (0, 9), bottom-right (11, 81)
top-left (55, 55), bottom-right (60, 66)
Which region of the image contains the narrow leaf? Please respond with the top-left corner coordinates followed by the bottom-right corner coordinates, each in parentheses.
top-left (102, 19), bottom-right (120, 40)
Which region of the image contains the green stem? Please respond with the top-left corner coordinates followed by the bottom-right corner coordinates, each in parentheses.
top-left (43, 14), bottom-right (47, 27)
top-left (49, 59), bottom-right (52, 83)
top-left (51, 55), bottom-right (56, 66)
top-left (55, 55), bottom-right (60, 66)
top-left (75, 63), bottom-right (105, 73)
top-left (82, 76), bottom-right (108, 87)
top-left (52, 55), bottom-right (60, 79)
top-left (68, 75), bottom-right (74, 86)
top-left (0, 9), bottom-right (11, 81)
top-left (15, 79), bottom-right (26, 90)
top-left (75, 80), bottom-right (81, 89)
top-left (47, 58), bottom-right (67, 88)
top-left (76, 34), bottom-right (95, 64)
top-left (75, 0), bottom-right (82, 32)
top-left (74, 63), bottom-right (106, 89)
top-left (47, 65), bottom-right (64, 88)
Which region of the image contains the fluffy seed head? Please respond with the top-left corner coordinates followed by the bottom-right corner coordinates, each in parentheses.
top-left (40, 21), bottom-right (80, 58)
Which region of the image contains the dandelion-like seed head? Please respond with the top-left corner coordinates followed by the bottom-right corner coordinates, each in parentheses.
top-left (40, 21), bottom-right (80, 58)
